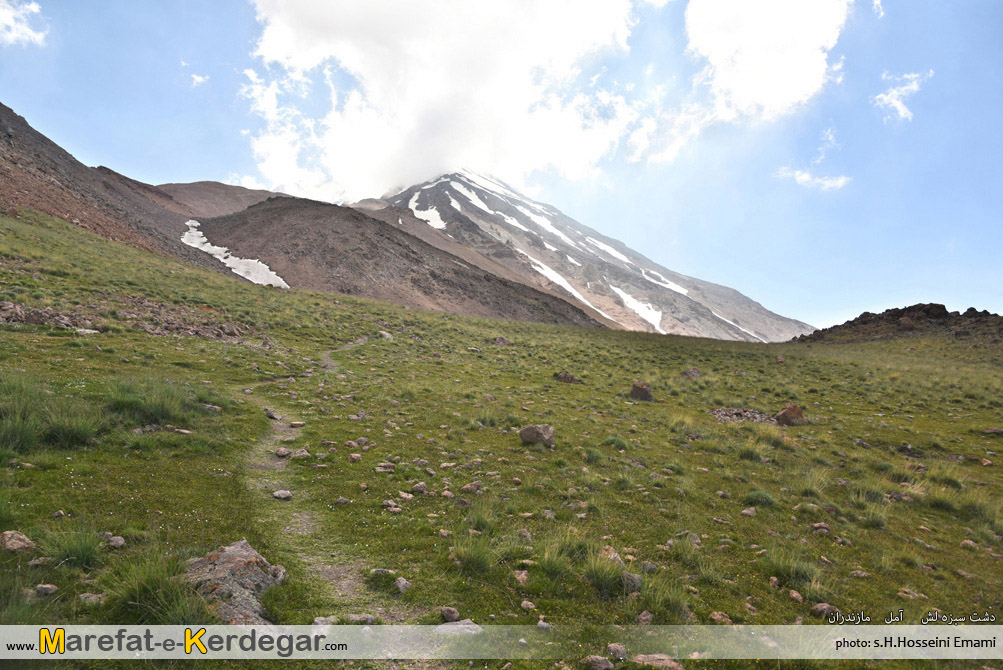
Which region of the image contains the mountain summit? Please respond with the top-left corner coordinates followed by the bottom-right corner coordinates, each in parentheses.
top-left (380, 170), bottom-right (813, 341)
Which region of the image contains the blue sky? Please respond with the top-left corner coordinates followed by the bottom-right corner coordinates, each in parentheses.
top-left (1, 1), bottom-right (1000, 328)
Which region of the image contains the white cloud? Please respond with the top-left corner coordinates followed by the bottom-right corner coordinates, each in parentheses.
top-left (685, 0), bottom-right (851, 120)
top-left (237, 0), bottom-right (854, 200)
top-left (0, 0), bottom-right (46, 46)
top-left (191, 73), bottom-right (209, 87)
top-left (629, 0), bottom-right (852, 163)
top-left (776, 166), bottom-right (850, 190)
top-left (873, 70), bottom-right (934, 122)
top-left (872, 0), bottom-right (885, 18)
top-left (240, 0), bottom-right (641, 202)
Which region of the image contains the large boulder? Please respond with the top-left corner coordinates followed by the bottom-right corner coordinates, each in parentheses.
top-left (519, 424), bottom-right (556, 447)
top-left (185, 539), bottom-right (286, 624)
top-left (1, 530), bottom-right (35, 553)
top-left (629, 382), bottom-right (653, 402)
top-left (774, 404), bottom-right (807, 426)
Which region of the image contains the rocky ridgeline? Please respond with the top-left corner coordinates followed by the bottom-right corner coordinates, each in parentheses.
top-left (796, 303), bottom-right (1003, 344)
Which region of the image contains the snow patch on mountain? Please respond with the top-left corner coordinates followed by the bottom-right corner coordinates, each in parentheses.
top-left (517, 250), bottom-right (616, 323)
top-left (450, 181), bottom-right (494, 215)
top-left (409, 193), bottom-right (447, 229)
top-left (609, 285), bottom-right (665, 334)
top-left (181, 220), bottom-right (288, 288)
top-left (710, 310), bottom-right (767, 343)
top-left (586, 237), bottom-right (632, 265)
top-left (641, 268), bottom-right (688, 295)
top-left (567, 255), bottom-right (582, 266)
top-left (515, 205), bottom-right (580, 249)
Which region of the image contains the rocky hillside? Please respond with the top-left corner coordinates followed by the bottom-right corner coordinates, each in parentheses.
top-left (197, 197), bottom-right (605, 328)
top-left (382, 170), bottom-right (814, 342)
top-left (795, 303), bottom-right (1003, 344)
top-left (158, 181), bottom-right (283, 219)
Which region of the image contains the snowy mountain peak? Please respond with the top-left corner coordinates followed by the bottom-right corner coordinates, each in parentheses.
top-left (387, 172), bottom-right (813, 342)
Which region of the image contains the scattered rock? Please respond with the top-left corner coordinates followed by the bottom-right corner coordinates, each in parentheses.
top-left (629, 382), bottom-right (654, 401)
top-left (711, 408), bottom-right (775, 424)
top-left (640, 561), bottom-right (658, 574)
top-left (811, 603), bottom-right (839, 617)
top-left (709, 611), bottom-right (732, 624)
top-left (599, 545), bottom-right (625, 566)
top-left (513, 570), bottom-right (529, 585)
top-left (1, 530), bottom-right (35, 553)
top-left (680, 368), bottom-right (702, 380)
top-left (291, 449), bottom-right (311, 459)
top-left (637, 610), bottom-right (654, 624)
top-left (583, 656), bottom-right (614, 670)
top-left (346, 614), bottom-right (378, 624)
top-left (108, 536), bottom-right (126, 548)
top-left (275, 447), bottom-right (291, 458)
top-left (78, 593), bottom-right (105, 605)
top-left (631, 654), bottom-right (683, 669)
top-left (185, 539), bottom-right (286, 624)
top-left (35, 584), bottom-right (58, 597)
top-left (521, 599), bottom-right (536, 610)
top-left (519, 424), bottom-right (556, 447)
top-left (555, 371), bottom-right (582, 384)
top-left (607, 643), bottom-right (627, 660)
top-left (775, 404), bottom-right (808, 426)
top-left (349, 453), bottom-right (361, 463)
top-left (622, 572), bottom-right (643, 594)
top-left (741, 507), bottom-right (756, 516)
top-left (290, 421), bottom-right (306, 428)
top-left (790, 590), bottom-right (803, 603)
top-left (395, 577), bottom-right (411, 593)
top-left (983, 427), bottom-right (1003, 436)
top-left (849, 570), bottom-right (869, 578)
top-left (441, 607), bottom-right (460, 622)
top-left (272, 490), bottom-right (292, 500)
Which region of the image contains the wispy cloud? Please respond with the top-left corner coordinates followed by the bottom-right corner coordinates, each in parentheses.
top-left (872, 0), bottom-right (885, 19)
top-left (776, 166), bottom-right (851, 191)
top-left (776, 126), bottom-right (850, 191)
top-left (191, 73), bottom-right (209, 87)
top-left (0, 0), bottom-right (47, 46)
top-left (873, 70), bottom-right (934, 122)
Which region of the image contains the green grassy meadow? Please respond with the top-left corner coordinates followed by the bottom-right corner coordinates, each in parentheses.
top-left (1, 210), bottom-right (1001, 669)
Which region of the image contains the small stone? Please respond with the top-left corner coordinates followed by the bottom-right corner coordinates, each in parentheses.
top-left (108, 536), bottom-right (126, 548)
top-left (709, 611), bottom-right (732, 624)
top-left (607, 643), bottom-right (627, 660)
top-left (811, 603), bottom-right (839, 617)
top-left (622, 572), bottom-right (643, 594)
top-left (349, 453), bottom-right (361, 463)
top-left (395, 577), bottom-right (411, 593)
top-left (637, 610), bottom-right (654, 624)
top-left (640, 561), bottom-right (658, 574)
top-left (290, 421), bottom-right (306, 428)
top-left (742, 507), bottom-right (756, 516)
top-left (790, 590), bottom-right (803, 602)
top-left (275, 447), bottom-right (292, 458)
top-left (35, 584), bottom-right (58, 597)
top-left (52, 510), bottom-right (66, 519)
top-left (521, 599), bottom-right (536, 610)
top-left (441, 607), bottom-right (460, 622)
top-left (346, 614), bottom-right (377, 624)
top-left (631, 654), bottom-right (683, 669)
top-left (583, 655), bottom-right (614, 670)
top-left (438, 529), bottom-right (452, 537)
top-left (78, 593), bottom-right (105, 605)
top-left (769, 576), bottom-right (780, 589)
top-left (412, 482), bottom-right (428, 494)
top-left (334, 497), bottom-right (350, 505)
top-left (961, 539), bottom-right (978, 550)
top-left (273, 490), bottom-right (292, 500)
top-left (518, 424), bottom-right (556, 447)
top-left (291, 449), bottom-right (311, 459)
top-left (849, 570), bottom-right (869, 578)
top-left (513, 570), bottom-right (529, 585)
